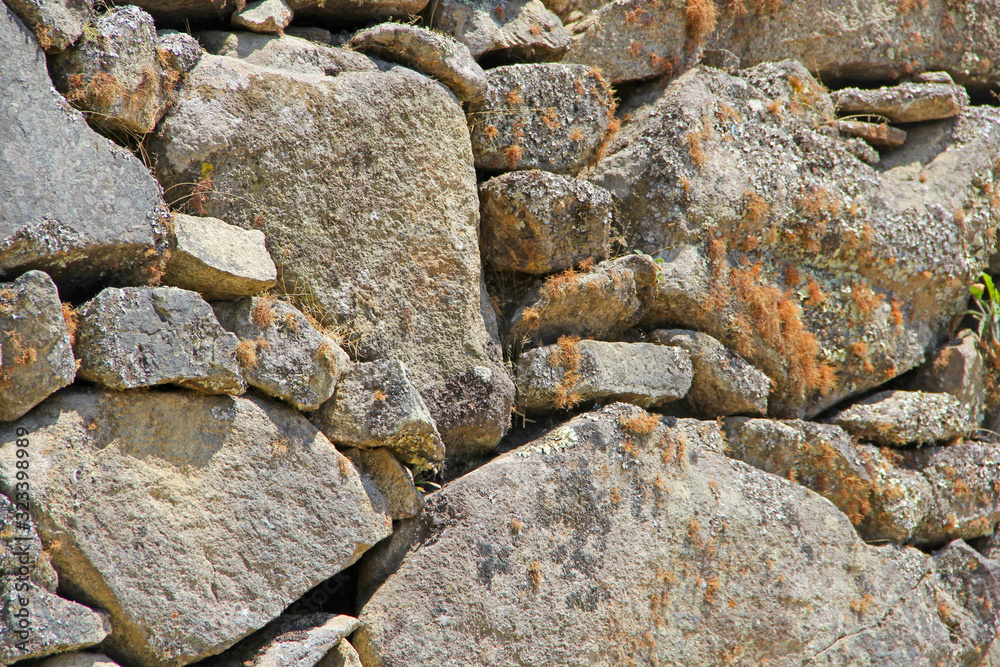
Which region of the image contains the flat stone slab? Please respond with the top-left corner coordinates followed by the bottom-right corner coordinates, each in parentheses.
top-left (837, 120), bottom-right (907, 149)
top-left (828, 390), bottom-right (972, 446)
top-left (209, 613), bottom-right (359, 667)
top-left (0, 388), bottom-right (391, 666)
top-left (0, 271), bottom-right (76, 422)
top-left (516, 339), bottom-right (692, 411)
top-left (833, 81), bottom-right (969, 124)
top-left (349, 23), bottom-right (487, 102)
top-left (75, 286), bottom-right (245, 394)
top-left (427, 0), bottom-right (569, 60)
top-left (198, 31), bottom-right (377, 76)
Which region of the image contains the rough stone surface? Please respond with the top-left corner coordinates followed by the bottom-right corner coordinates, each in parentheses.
top-left (649, 328), bottom-right (768, 416)
top-left (213, 297), bottom-right (349, 411)
top-left (0, 388), bottom-right (392, 667)
top-left (562, 0), bottom-right (694, 84)
top-left (507, 255), bottom-right (656, 348)
top-left (286, 0), bottom-right (428, 24)
top-left (149, 54), bottom-right (514, 458)
top-left (0, 4), bottom-right (169, 295)
top-left (0, 580), bottom-right (111, 664)
top-left (39, 653), bottom-right (123, 667)
top-left (355, 403), bottom-right (1000, 666)
top-left (207, 613), bottom-right (358, 667)
top-left (2, 0), bottom-right (93, 52)
top-left (468, 63), bottom-right (615, 175)
top-left (516, 340), bottom-right (692, 412)
top-left (124, 0), bottom-right (237, 23)
top-left (316, 640), bottom-right (363, 667)
top-left (428, 0), bottom-right (569, 60)
top-left (231, 0), bottom-right (293, 33)
top-left (829, 390), bottom-right (972, 446)
top-left (199, 31), bottom-right (377, 76)
top-left (590, 62), bottom-right (1000, 418)
top-left (708, 0), bottom-right (1000, 91)
top-left (164, 213), bottom-right (277, 300)
top-left (345, 448), bottom-right (424, 520)
top-left (157, 30), bottom-right (203, 72)
top-left (50, 5), bottom-right (183, 135)
top-left (311, 360), bottom-right (445, 466)
top-left (0, 271), bottom-right (76, 422)
top-left (479, 170), bottom-right (612, 274)
top-left (833, 81), bottom-right (969, 124)
top-left (837, 120), bottom-right (907, 149)
top-left (75, 286), bottom-right (245, 394)
top-left (906, 330), bottom-right (985, 425)
top-left (349, 23), bottom-right (487, 102)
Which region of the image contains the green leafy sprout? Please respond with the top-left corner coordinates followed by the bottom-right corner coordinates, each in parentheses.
top-left (967, 272), bottom-right (1000, 370)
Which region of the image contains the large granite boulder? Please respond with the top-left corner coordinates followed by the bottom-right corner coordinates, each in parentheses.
top-left (0, 388), bottom-right (392, 666)
top-left (147, 55), bottom-right (514, 458)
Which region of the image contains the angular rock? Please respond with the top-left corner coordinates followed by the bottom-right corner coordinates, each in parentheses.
top-left (649, 328), bottom-right (768, 416)
top-left (213, 296), bottom-right (349, 411)
top-left (3, 0), bottom-right (94, 52)
top-left (837, 120), bottom-right (907, 149)
top-left (507, 255), bottom-right (656, 348)
top-left (709, 0), bottom-right (1000, 91)
top-left (0, 5), bottom-right (169, 295)
top-left (286, 0), bottom-right (427, 23)
top-left (427, 0), bottom-right (569, 60)
top-left (355, 403), bottom-right (1000, 666)
top-left (833, 81), bottom-right (969, 124)
top-left (0, 271), bottom-right (76, 422)
top-left (344, 447), bottom-right (424, 520)
top-left (39, 653), bottom-right (123, 667)
top-left (199, 31), bottom-right (377, 76)
top-left (157, 30), bottom-right (203, 72)
top-left (348, 23), bottom-right (487, 102)
top-left (1, 579), bottom-right (111, 663)
top-left (589, 61), bottom-right (1000, 418)
top-left (516, 339), bottom-right (692, 411)
top-left (479, 170), bottom-right (612, 274)
top-left (906, 330), bottom-right (985, 425)
top-left (317, 640), bottom-right (362, 667)
top-left (208, 613), bottom-right (358, 667)
top-left (829, 390), bottom-right (972, 446)
top-left (149, 54), bottom-right (514, 457)
top-left (468, 63), bottom-right (615, 174)
top-left (50, 5), bottom-right (184, 135)
top-left (75, 286), bottom-right (245, 394)
top-left (231, 0), bottom-right (293, 33)
top-left (311, 360), bottom-right (445, 466)
top-left (562, 0), bottom-right (696, 84)
top-left (163, 213), bottom-right (276, 300)
top-left (0, 388), bottom-right (392, 667)
top-left (125, 0), bottom-right (237, 23)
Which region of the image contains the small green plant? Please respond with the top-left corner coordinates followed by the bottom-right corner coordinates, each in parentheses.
top-left (967, 272), bottom-right (1000, 369)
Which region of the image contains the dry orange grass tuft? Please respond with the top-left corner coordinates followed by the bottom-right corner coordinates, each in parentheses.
top-left (550, 335), bottom-right (583, 409)
top-left (685, 0), bottom-right (719, 43)
top-left (618, 410), bottom-right (661, 435)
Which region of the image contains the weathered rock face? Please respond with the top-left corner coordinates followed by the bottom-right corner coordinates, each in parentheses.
top-left (230, 0), bottom-right (293, 33)
top-left (3, 0), bottom-right (94, 52)
top-left (75, 286), bottom-right (245, 395)
top-left (708, 0), bottom-right (1000, 91)
top-left (0, 388), bottom-right (392, 667)
top-left (286, 0), bottom-right (428, 24)
top-left (0, 4), bottom-right (169, 295)
top-left (198, 31), bottom-right (377, 76)
top-left (507, 255), bottom-right (656, 348)
top-left (164, 213), bottom-right (276, 300)
top-left (906, 330), bottom-right (985, 423)
top-left (213, 296), bottom-right (349, 412)
top-left (649, 328), bottom-right (769, 416)
top-left (562, 0), bottom-right (698, 84)
top-left (344, 447), bottom-right (424, 520)
top-left (348, 23), bottom-right (488, 102)
top-left (311, 359), bottom-right (445, 466)
top-left (147, 55), bottom-right (514, 457)
top-left (207, 613), bottom-right (358, 667)
top-left (589, 61), bottom-right (1000, 418)
top-left (828, 390), bottom-right (972, 446)
top-left (157, 29), bottom-right (202, 72)
top-left (316, 640), bottom-right (362, 667)
top-left (39, 653), bottom-right (123, 667)
top-left (427, 0), bottom-right (569, 60)
top-left (0, 271), bottom-right (76, 422)
top-left (832, 80), bottom-right (969, 124)
top-left (515, 339), bottom-right (692, 412)
top-left (468, 63), bottom-right (615, 174)
top-left (50, 5), bottom-right (184, 135)
top-left (355, 404), bottom-right (1000, 666)
top-left (479, 170), bottom-right (612, 274)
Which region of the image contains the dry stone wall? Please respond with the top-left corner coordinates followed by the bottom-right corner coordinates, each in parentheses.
top-left (2, 0), bottom-right (1000, 664)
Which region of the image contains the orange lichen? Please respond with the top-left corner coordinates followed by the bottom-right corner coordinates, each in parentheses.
top-left (685, 0), bottom-right (719, 44)
top-left (618, 411), bottom-right (661, 435)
